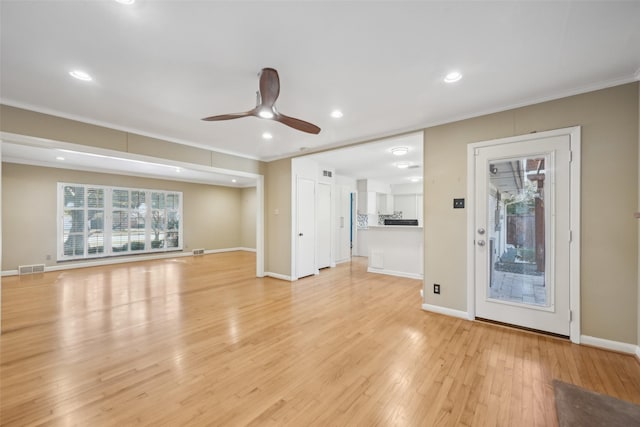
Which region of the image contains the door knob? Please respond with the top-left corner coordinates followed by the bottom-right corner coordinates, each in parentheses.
top-left (477, 239), bottom-right (486, 246)
top-left (477, 228), bottom-right (485, 235)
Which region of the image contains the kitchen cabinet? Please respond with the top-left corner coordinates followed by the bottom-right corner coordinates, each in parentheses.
top-left (376, 193), bottom-right (394, 214)
top-left (393, 193), bottom-right (423, 224)
top-left (357, 191), bottom-right (376, 214)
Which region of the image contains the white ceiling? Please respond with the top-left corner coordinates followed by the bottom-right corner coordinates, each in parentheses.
top-left (1, 1), bottom-right (638, 165)
top-left (306, 132), bottom-right (423, 185)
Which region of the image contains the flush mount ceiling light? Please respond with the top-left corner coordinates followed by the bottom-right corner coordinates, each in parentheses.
top-left (391, 146), bottom-right (409, 156)
top-left (330, 110), bottom-right (343, 118)
top-left (395, 161), bottom-right (410, 169)
top-left (409, 176), bottom-right (422, 182)
top-left (444, 71), bottom-right (462, 83)
top-left (56, 156), bottom-right (65, 161)
top-left (69, 70), bottom-right (93, 81)
top-left (262, 132), bottom-right (273, 140)
top-left (115, 0), bottom-right (135, 4)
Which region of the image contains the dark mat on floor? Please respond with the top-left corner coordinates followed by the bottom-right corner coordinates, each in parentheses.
top-left (553, 379), bottom-right (640, 426)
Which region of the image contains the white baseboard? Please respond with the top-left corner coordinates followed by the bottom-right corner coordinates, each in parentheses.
top-left (367, 267), bottom-right (423, 280)
top-left (235, 247), bottom-right (256, 253)
top-left (580, 335), bottom-right (638, 355)
top-left (636, 345), bottom-right (640, 360)
top-left (204, 247), bottom-right (255, 255)
top-left (264, 272), bottom-right (293, 282)
top-left (1, 247), bottom-right (256, 276)
top-left (422, 303), bottom-right (470, 320)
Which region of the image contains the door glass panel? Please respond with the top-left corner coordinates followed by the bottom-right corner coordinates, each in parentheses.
top-left (487, 156), bottom-right (548, 307)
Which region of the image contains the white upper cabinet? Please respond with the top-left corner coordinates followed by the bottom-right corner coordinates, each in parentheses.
top-left (357, 191), bottom-right (377, 214)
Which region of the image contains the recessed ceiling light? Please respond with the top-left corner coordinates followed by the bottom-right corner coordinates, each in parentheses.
top-left (391, 146), bottom-right (409, 156)
top-left (115, 0), bottom-right (135, 4)
top-left (409, 176), bottom-right (422, 182)
top-left (330, 110), bottom-right (343, 118)
top-left (444, 71), bottom-right (462, 83)
top-left (262, 132), bottom-right (273, 140)
top-left (69, 70), bottom-right (93, 81)
top-left (232, 179), bottom-right (237, 183)
top-left (396, 162), bottom-right (410, 169)
top-left (56, 156), bottom-right (65, 161)
top-left (175, 168), bottom-right (181, 173)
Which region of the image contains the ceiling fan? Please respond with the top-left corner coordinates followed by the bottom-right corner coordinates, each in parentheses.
top-left (202, 68), bottom-right (321, 135)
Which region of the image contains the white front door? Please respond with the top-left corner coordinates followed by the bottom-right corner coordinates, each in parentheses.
top-left (472, 132), bottom-right (576, 337)
top-left (296, 177), bottom-right (316, 278)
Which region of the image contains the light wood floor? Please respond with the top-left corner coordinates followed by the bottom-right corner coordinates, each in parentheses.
top-left (1, 252), bottom-right (639, 426)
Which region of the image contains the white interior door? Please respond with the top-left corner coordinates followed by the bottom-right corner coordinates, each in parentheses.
top-left (317, 183), bottom-right (331, 269)
top-left (473, 134), bottom-right (572, 336)
top-left (296, 177), bottom-right (316, 278)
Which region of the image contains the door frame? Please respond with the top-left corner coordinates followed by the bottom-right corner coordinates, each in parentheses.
top-left (466, 126), bottom-right (581, 343)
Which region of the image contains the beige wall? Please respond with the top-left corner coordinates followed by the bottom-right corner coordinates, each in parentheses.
top-left (1, 163), bottom-right (247, 270)
top-left (240, 187), bottom-right (257, 249)
top-left (264, 158), bottom-right (291, 276)
top-left (424, 82), bottom-right (639, 344)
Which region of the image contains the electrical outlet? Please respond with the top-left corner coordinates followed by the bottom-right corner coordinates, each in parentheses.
top-left (433, 284), bottom-right (441, 294)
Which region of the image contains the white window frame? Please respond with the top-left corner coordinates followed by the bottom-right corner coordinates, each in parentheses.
top-left (57, 183), bottom-right (183, 261)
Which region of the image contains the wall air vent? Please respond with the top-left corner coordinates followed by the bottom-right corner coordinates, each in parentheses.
top-left (18, 264), bottom-right (46, 275)
top-left (193, 248), bottom-right (205, 256)
top-left (322, 170), bottom-right (333, 178)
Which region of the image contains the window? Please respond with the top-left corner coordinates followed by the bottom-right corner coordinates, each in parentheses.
top-left (58, 183), bottom-right (183, 260)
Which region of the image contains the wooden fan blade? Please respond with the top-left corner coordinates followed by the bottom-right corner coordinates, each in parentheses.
top-left (259, 68), bottom-right (280, 107)
top-left (202, 110), bottom-right (255, 121)
top-left (274, 113), bottom-right (321, 134)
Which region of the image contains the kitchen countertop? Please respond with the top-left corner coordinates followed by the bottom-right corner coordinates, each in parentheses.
top-left (361, 225), bottom-right (423, 229)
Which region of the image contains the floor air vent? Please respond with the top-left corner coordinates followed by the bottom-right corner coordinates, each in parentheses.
top-left (193, 248), bottom-right (205, 256)
top-left (18, 264), bottom-right (46, 275)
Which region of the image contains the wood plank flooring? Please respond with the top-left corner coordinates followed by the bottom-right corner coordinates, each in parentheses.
top-left (1, 252), bottom-right (639, 426)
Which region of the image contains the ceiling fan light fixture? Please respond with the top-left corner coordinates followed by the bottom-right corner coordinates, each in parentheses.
top-left (202, 68), bottom-right (321, 134)
top-left (258, 109), bottom-right (274, 119)
top-left (444, 71), bottom-right (462, 83)
top-left (391, 146), bottom-right (409, 156)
